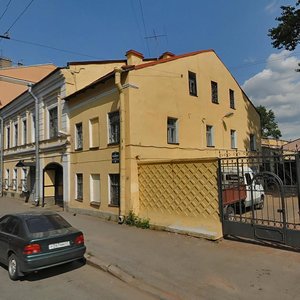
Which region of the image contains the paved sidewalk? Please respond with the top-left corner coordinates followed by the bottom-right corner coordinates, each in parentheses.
top-left (1, 197), bottom-right (300, 300)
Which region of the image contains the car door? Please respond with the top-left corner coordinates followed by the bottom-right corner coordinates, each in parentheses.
top-left (0, 216), bottom-right (12, 263)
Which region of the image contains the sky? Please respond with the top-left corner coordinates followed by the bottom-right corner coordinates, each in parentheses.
top-left (0, 0), bottom-right (299, 140)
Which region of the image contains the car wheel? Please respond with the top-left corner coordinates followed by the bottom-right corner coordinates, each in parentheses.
top-left (8, 254), bottom-right (20, 281)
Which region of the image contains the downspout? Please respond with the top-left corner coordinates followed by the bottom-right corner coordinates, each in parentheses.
top-left (28, 85), bottom-right (40, 206)
top-left (0, 116), bottom-right (3, 197)
top-left (115, 68), bottom-right (126, 223)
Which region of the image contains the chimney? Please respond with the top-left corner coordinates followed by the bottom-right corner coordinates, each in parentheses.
top-left (0, 57), bottom-right (12, 68)
top-left (159, 52), bottom-right (175, 60)
top-left (126, 50), bottom-right (144, 66)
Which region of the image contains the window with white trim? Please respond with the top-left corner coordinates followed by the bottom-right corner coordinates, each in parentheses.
top-left (12, 168), bottom-right (17, 191)
top-left (108, 111), bottom-right (120, 144)
top-left (230, 130), bottom-right (237, 149)
top-left (75, 122), bottom-right (83, 150)
top-left (229, 89), bottom-right (235, 109)
top-left (90, 174), bottom-right (100, 205)
top-left (89, 117), bottom-right (99, 148)
top-left (76, 173), bottom-right (83, 200)
top-left (21, 168), bottom-right (27, 192)
top-left (49, 106), bottom-right (58, 138)
top-left (167, 117), bottom-right (178, 144)
top-left (13, 122), bottom-right (18, 147)
top-left (211, 81), bottom-right (218, 104)
top-left (22, 118), bottom-right (27, 145)
top-left (6, 125), bottom-right (10, 149)
top-left (109, 174), bottom-right (120, 206)
top-left (4, 169), bottom-right (9, 190)
top-left (206, 125), bottom-right (214, 147)
top-left (31, 113), bottom-right (36, 143)
top-left (188, 71), bottom-right (197, 96)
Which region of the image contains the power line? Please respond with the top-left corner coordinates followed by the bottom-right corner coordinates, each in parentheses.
top-left (4, 36), bottom-right (102, 60)
top-left (138, 0), bottom-right (150, 56)
top-left (4, 0), bottom-right (34, 34)
top-left (0, 0), bottom-right (13, 23)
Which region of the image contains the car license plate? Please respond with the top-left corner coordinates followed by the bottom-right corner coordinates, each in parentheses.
top-left (48, 241), bottom-right (70, 250)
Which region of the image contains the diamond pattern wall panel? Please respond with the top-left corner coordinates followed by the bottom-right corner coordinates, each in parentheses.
top-left (138, 160), bottom-right (219, 221)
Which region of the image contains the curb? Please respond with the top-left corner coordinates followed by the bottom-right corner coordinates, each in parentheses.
top-left (86, 255), bottom-right (181, 300)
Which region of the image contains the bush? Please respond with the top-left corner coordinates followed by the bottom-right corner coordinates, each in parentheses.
top-left (125, 211), bottom-right (150, 229)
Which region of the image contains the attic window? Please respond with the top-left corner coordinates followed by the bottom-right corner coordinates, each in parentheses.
top-left (188, 71), bottom-right (197, 96)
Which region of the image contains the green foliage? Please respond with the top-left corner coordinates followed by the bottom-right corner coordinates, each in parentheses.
top-left (125, 211), bottom-right (150, 229)
top-left (256, 105), bottom-right (282, 139)
top-left (268, 1), bottom-right (300, 51)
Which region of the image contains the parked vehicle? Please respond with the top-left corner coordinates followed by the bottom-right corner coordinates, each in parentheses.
top-left (222, 166), bottom-right (265, 218)
top-left (0, 211), bottom-right (86, 280)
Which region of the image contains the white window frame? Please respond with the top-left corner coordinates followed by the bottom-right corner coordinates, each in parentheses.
top-left (20, 168), bottom-right (27, 192)
top-left (188, 71), bottom-right (197, 96)
top-left (90, 174), bottom-right (101, 204)
top-left (206, 125), bottom-right (214, 147)
top-left (31, 112), bottom-right (36, 143)
top-left (48, 105), bottom-right (58, 139)
top-left (167, 117), bottom-right (178, 144)
top-left (6, 125), bottom-right (10, 149)
top-left (13, 121), bottom-right (18, 147)
top-left (4, 169), bottom-right (9, 190)
top-left (76, 173), bottom-right (83, 200)
top-left (108, 111), bottom-right (120, 144)
top-left (230, 129), bottom-right (237, 149)
top-left (12, 168), bottom-right (17, 191)
top-left (109, 174), bottom-right (120, 206)
top-left (89, 117), bottom-right (99, 148)
top-left (21, 117), bottom-right (27, 145)
top-left (75, 122), bottom-right (83, 150)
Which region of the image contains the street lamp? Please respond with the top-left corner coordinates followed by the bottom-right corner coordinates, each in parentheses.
top-left (0, 75), bottom-right (40, 205)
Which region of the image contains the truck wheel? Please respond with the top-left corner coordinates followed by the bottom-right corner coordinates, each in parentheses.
top-left (8, 254), bottom-right (20, 281)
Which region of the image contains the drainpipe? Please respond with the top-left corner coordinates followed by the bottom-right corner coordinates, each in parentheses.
top-left (0, 116), bottom-right (3, 197)
top-left (115, 68), bottom-right (126, 223)
top-left (28, 86), bottom-right (40, 206)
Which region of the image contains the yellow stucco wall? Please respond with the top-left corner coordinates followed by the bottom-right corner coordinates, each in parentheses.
top-left (67, 50), bottom-right (261, 235)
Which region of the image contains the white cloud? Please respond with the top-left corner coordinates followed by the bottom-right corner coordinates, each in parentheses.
top-left (265, 0), bottom-right (280, 14)
top-left (242, 50), bottom-right (300, 140)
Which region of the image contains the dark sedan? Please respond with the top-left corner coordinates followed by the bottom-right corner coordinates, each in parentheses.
top-left (0, 211), bottom-right (86, 280)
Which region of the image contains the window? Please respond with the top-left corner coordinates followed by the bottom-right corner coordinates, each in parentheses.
top-left (21, 168), bottom-right (27, 192)
top-left (49, 107), bottom-right (58, 138)
top-left (6, 126), bottom-right (10, 149)
top-left (14, 122), bottom-right (18, 147)
top-left (109, 174), bottom-right (120, 206)
top-left (211, 81), bottom-right (218, 104)
top-left (31, 113), bottom-right (36, 143)
top-left (167, 117), bottom-right (178, 144)
top-left (188, 71), bottom-right (197, 96)
top-left (12, 168), bottom-right (17, 191)
top-left (4, 169), bottom-right (9, 190)
top-left (76, 173), bottom-right (83, 200)
top-left (108, 112), bottom-right (120, 144)
top-left (229, 89), bottom-right (235, 109)
top-left (206, 125), bottom-right (214, 147)
top-left (22, 118), bottom-right (27, 145)
top-left (250, 134), bottom-right (257, 151)
top-left (230, 130), bottom-right (237, 149)
top-left (75, 123), bottom-right (83, 150)
top-left (89, 117), bottom-right (99, 148)
top-left (90, 174), bottom-right (100, 204)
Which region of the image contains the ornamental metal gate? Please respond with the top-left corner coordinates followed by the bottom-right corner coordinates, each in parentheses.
top-left (219, 154), bottom-right (300, 248)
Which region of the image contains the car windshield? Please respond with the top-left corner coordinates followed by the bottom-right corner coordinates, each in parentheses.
top-left (25, 214), bottom-right (71, 236)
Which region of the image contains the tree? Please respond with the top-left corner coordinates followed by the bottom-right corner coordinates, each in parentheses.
top-left (268, 1), bottom-right (300, 51)
top-left (256, 105), bottom-right (282, 139)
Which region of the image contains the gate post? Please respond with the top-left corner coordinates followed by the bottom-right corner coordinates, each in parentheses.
top-left (295, 154), bottom-right (300, 217)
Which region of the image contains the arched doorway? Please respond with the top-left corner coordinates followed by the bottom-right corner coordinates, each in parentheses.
top-left (43, 163), bottom-right (64, 207)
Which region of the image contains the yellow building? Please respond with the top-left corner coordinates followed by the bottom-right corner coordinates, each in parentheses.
top-left (66, 49), bottom-right (261, 239)
top-left (0, 59), bottom-right (126, 207)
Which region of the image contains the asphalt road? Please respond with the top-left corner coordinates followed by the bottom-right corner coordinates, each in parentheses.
top-left (0, 259), bottom-right (156, 300)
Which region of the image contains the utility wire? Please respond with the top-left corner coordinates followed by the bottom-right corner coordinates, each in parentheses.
top-left (0, 0), bottom-right (13, 23)
top-left (4, 0), bottom-right (34, 34)
top-left (5, 36), bottom-right (102, 59)
top-left (138, 0), bottom-right (150, 56)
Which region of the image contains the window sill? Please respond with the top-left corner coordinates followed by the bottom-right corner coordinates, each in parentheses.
top-left (89, 146), bottom-right (99, 150)
top-left (90, 201), bottom-right (100, 207)
top-left (212, 101), bottom-right (219, 105)
top-left (108, 142), bottom-right (119, 147)
top-left (75, 198), bottom-right (83, 202)
top-left (75, 148), bottom-right (83, 152)
top-left (167, 142), bottom-right (179, 145)
top-left (108, 204), bottom-right (120, 208)
top-left (207, 145), bottom-right (215, 148)
top-left (189, 93), bottom-right (198, 97)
